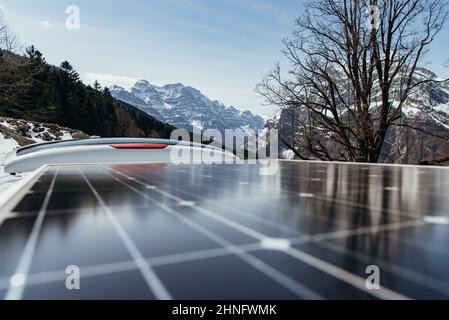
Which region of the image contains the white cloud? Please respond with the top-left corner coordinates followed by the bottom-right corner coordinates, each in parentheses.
top-left (84, 73), bottom-right (139, 89)
top-left (0, 6), bottom-right (6, 14)
top-left (39, 20), bottom-right (55, 29)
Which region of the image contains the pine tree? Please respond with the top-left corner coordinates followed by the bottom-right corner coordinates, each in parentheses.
top-left (0, 49), bottom-right (175, 139)
top-left (59, 61), bottom-right (79, 82)
top-left (93, 80), bottom-right (102, 91)
top-left (103, 87), bottom-right (111, 97)
top-left (25, 45), bottom-right (45, 63)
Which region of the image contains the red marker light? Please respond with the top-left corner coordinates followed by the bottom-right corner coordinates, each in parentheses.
top-left (110, 144), bottom-right (168, 150)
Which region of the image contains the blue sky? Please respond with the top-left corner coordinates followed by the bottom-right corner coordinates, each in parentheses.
top-left (1, 0), bottom-right (449, 117)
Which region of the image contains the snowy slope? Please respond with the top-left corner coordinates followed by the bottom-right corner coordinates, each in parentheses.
top-left (0, 132), bottom-right (19, 171)
top-left (0, 117), bottom-right (89, 174)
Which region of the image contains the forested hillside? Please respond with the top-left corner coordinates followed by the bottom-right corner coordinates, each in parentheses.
top-left (0, 47), bottom-right (175, 138)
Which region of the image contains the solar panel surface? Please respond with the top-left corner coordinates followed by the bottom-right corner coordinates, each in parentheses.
top-left (0, 161), bottom-right (448, 300)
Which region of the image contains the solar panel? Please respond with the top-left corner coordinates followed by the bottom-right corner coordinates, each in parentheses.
top-left (0, 161), bottom-right (449, 300)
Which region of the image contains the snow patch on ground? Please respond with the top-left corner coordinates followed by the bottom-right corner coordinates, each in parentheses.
top-left (0, 118), bottom-right (89, 209)
top-left (0, 132), bottom-right (20, 166)
top-left (0, 120), bottom-right (12, 130)
top-left (402, 105), bottom-right (422, 117)
top-left (282, 149), bottom-right (295, 160)
top-left (0, 118), bottom-right (86, 188)
top-left (433, 103), bottom-right (449, 115)
top-left (0, 133), bottom-right (23, 205)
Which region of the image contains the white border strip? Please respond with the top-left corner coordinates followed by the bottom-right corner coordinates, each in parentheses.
top-left (5, 169), bottom-right (58, 300)
top-left (0, 165), bottom-right (48, 224)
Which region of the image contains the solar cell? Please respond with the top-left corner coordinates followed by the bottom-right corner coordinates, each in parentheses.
top-left (0, 161), bottom-right (449, 300)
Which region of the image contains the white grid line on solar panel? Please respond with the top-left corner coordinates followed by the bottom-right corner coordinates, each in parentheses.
top-left (108, 168), bottom-right (414, 246)
top-left (140, 186), bottom-right (303, 237)
top-left (4, 191), bottom-right (410, 249)
top-left (79, 168), bottom-right (172, 300)
top-left (109, 171), bottom-right (306, 234)
top-left (110, 168), bottom-right (324, 236)
top-left (7, 203), bottom-right (154, 218)
top-left (110, 164), bottom-right (421, 226)
top-left (5, 188), bottom-right (418, 239)
top-left (96, 166), bottom-right (323, 299)
top-left (97, 165), bottom-right (438, 292)
top-left (117, 164), bottom-right (426, 219)
top-left (2, 164), bottom-right (438, 298)
top-left (1, 215), bottom-right (426, 283)
top-left (9, 181), bottom-right (429, 229)
top-left (0, 217), bottom-right (427, 295)
top-left (23, 188), bottom-right (303, 238)
top-left (214, 179), bottom-right (428, 220)
top-left (204, 162), bottom-right (449, 199)
top-left (2, 165), bottom-right (430, 270)
top-left (0, 166), bottom-right (48, 228)
top-left (96, 165), bottom-right (410, 300)
top-left (107, 171), bottom-right (268, 241)
top-left (27, 164), bottom-right (446, 209)
top-left (174, 161), bottom-right (449, 191)
top-left (4, 168), bottom-right (59, 300)
top-left (314, 241), bottom-right (449, 297)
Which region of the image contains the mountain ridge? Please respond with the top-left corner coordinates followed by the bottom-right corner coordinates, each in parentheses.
top-left (271, 67), bottom-right (449, 165)
top-left (0, 49), bottom-right (176, 139)
top-left (110, 80), bottom-right (265, 134)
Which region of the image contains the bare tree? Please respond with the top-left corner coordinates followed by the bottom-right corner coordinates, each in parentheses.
top-left (257, 0), bottom-right (449, 163)
top-left (0, 12), bottom-right (20, 52)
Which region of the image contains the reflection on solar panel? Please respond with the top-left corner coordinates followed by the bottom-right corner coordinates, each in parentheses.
top-left (1, 161), bottom-right (449, 300)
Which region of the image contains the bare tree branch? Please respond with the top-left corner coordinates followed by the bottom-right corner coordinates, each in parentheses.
top-left (0, 12), bottom-right (21, 53)
top-left (392, 123), bottom-right (449, 140)
top-left (257, 0), bottom-right (449, 163)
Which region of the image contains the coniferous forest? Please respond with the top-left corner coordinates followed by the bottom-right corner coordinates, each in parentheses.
top-left (0, 47), bottom-right (175, 138)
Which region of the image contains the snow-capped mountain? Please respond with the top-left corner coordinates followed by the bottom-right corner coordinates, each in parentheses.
top-left (272, 67), bottom-right (449, 164)
top-left (380, 68), bottom-right (449, 164)
top-left (110, 80), bottom-right (265, 134)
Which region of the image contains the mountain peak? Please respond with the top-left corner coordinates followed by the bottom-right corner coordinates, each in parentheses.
top-left (134, 79), bottom-right (151, 88)
top-left (110, 80), bottom-right (265, 133)
top-left (163, 83), bottom-right (184, 88)
top-left (415, 67), bottom-right (438, 80)
top-left (109, 84), bottom-right (125, 91)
